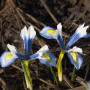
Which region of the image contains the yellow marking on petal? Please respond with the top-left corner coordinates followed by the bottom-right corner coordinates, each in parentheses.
top-left (41, 53), bottom-right (51, 62)
top-left (47, 30), bottom-right (55, 35)
top-left (5, 53), bottom-right (13, 61)
top-left (70, 51), bottom-right (77, 62)
top-left (57, 50), bottom-right (65, 81)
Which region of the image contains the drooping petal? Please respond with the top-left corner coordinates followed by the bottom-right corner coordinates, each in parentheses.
top-left (7, 44), bottom-right (26, 60)
top-left (29, 45), bottom-right (49, 61)
top-left (66, 24), bottom-right (89, 48)
top-left (38, 52), bottom-right (56, 66)
top-left (83, 33), bottom-right (90, 38)
top-left (67, 46), bottom-right (83, 54)
top-left (68, 52), bottom-right (83, 70)
top-left (20, 26), bottom-right (36, 57)
top-left (40, 26), bottom-right (55, 39)
top-left (0, 51), bottom-right (16, 67)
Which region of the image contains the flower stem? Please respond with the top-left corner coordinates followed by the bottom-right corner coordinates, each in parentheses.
top-left (71, 66), bottom-right (76, 82)
top-left (21, 60), bottom-right (33, 90)
top-left (50, 66), bottom-right (59, 85)
top-left (57, 50), bottom-right (64, 81)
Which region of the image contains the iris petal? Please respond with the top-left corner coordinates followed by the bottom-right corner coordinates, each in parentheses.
top-left (83, 33), bottom-right (90, 38)
top-left (66, 24), bottom-right (89, 48)
top-left (40, 26), bottom-right (55, 39)
top-left (7, 44), bottom-right (26, 60)
top-left (29, 53), bottom-right (39, 60)
top-left (20, 26), bottom-right (36, 57)
top-left (68, 52), bottom-right (83, 70)
top-left (57, 34), bottom-right (64, 49)
top-left (0, 51), bottom-right (16, 67)
top-left (24, 37), bottom-right (32, 57)
top-left (38, 52), bottom-right (56, 66)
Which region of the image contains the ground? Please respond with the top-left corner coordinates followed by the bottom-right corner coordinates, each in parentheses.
top-left (0, 0), bottom-right (90, 90)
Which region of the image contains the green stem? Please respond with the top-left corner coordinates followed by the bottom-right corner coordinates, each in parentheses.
top-left (50, 67), bottom-right (59, 85)
top-left (71, 66), bottom-right (76, 82)
top-left (21, 61), bottom-right (33, 90)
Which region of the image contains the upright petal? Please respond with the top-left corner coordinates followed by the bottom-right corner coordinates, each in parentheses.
top-left (40, 26), bottom-right (55, 39)
top-left (53, 23), bottom-right (62, 39)
top-left (20, 26), bottom-right (36, 57)
top-left (68, 52), bottom-right (83, 70)
top-left (0, 51), bottom-right (16, 67)
top-left (7, 44), bottom-right (26, 60)
top-left (38, 52), bottom-right (56, 66)
top-left (53, 23), bottom-right (64, 49)
top-left (57, 34), bottom-right (64, 49)
top-left (28, 26), bottom-right (36, 39)
top-left (66, 24), bottom-right (89, 48)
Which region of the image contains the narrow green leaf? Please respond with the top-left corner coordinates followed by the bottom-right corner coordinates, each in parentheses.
top-left (21, 60), bottom-right (33, 90)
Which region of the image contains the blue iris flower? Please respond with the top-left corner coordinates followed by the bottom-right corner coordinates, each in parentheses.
top-left (0, 26), bottom-right (56, 67)
top-left (40, 23), bottom-right (89, 81)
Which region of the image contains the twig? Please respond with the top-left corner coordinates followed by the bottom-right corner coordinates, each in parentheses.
top-left (63, 75), bottom-right (74, 88)
top-left (40, 0), bottom-right (59, 24)
top-left (67, 86), bottom-right (86, 90)
top-left (18, 8), bottom-right (46, 27)
top-left (84, 65), bottom-right (89, 81)
top-left (76, 76), bottom-right (86, 87)
top-left (0, 77), bottom-right (8, 90)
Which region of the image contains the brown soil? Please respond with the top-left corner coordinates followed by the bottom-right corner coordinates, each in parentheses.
top-left (0, 0), bottom-right (90, 90)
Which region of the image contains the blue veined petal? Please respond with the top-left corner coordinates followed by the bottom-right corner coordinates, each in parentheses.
top-left (66, 24), bottom-right (89, 48)
top-left (20, 26), bottom-right (36, 57)
top-left (83, 33), bottom-right (90, 38)
top-left (68, 52), bottom-right (83, 70)
top-left (40, 26), bottom-right (55, 39)
top-left (57, 34), bottom-right (64, 49)
top-left (24, 37), bottom-right (32, 57)
top-left (38, 52), bottom-right (56, 66)
top-left (0, 51), bottom-right (16, 67)
top-left (15, 53), bottom-right (26, 60)
top-left (29, 53), bottom-right (39, 60)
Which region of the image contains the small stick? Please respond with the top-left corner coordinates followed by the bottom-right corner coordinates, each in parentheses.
top-left (18, 8), bottom-right (46, 27)
top-left (40, 0), bottom-right (59, 24)
top-left (63, 75), bottom-right (74, 88)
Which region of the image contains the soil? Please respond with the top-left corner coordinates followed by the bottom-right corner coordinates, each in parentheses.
top-left (0, 0), bottom-right (90, 90)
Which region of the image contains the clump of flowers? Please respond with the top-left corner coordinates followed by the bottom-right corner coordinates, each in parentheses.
top-left (40, 23), bottom-right (89, 81)
top-left (0, 26), bottom-right (56, 90)
top-left (0, 23), bottom-right (89, 90)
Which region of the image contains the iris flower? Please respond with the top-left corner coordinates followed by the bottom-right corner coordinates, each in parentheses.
top-left (40, 23), bottom-right (89, 81)
top-left (0, 26), bottom-right (56, 89)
